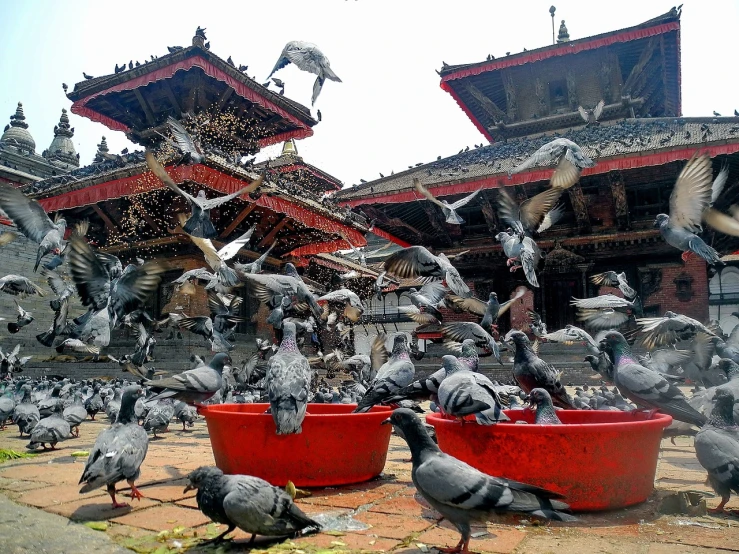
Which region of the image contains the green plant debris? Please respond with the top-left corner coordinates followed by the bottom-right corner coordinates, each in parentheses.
top-left (71, 451), bottom-right (90, 458)
top-left (83, 521), bottom-right (108, 531)
top-left (0, 449), bottom-right (37, 463)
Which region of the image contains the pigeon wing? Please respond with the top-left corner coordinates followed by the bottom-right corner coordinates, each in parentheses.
top-left (110, 261), bottom-right (165, 322)
top-left (0, 183), bottom-right (56, 243)
top-left (549, 157), bottom-right (580, 190)
top-left (576, 308), bottom-right (629, 330)
top-left (414, 179), bottom-right (448, 210)
top-left (590, 271), bottom-right (620, 288)
top-left (448, 189), bottom-right (481, 210)
top-left (384, 246), bottom-right (442, 280)
top-left (217, 226), bottom-right (255, 261)
top-left (145, 151), bottom-right (197, 205)
top-left (447, 294), bottom-right (487, 317)
top-left (668, 154), bottom-right (713, 232)
top-left (197, 172), bottom-right (265, 210)
top-left (498, 287), bottom-right (526, 316)
top-left (370, 333), bottom-right (388, 372)
top-left (167, 117), bottom-right (199, 156)
top-left (68, 236), bottom-right (111, 310)
top-left (519, 188), bottom-right (563, 232)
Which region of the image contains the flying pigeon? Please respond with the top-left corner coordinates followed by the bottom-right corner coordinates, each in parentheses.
top-left (447, 288), bottom-right (525, 336)
top-left (384, 246), bottom-right (471, 298)
top-left (398, 282), bottom-right (447, 324)
top-left (635, 311), bottom-right (716, 349)
top-left (384, 408), bottom-right (574, 553)
top-left (79, 385), bottom-right (148, 508)
top-left (413, 179), bottom-right (481, 224)
top-left (589, 271), bottom-right (637, 299)
top-left (146, 150), bottom-right (264, 239)
top-left (185, 466), bottom-right (319, 545)
top-left (0, 183), bottom-right (67, 271)
top-left (578, 100), bottom-right (605, 126)
top-left (233, 244), bottom-right (275, 275)
top-left (8, 300), bottom-right (33, 333)
top-left (442, 322), bottom-right (502, 364)
top-left (267, 41), bottom-right (342, 105)
top-left (495, 230), bottom-right (540, 287)
top-left (571, 294), bottom-right (639, 330)
top-left (653, 155), bottom-right (720, 264)
top-left (265, 322), bottom-right (312, 434)
top-left (509, 138), bottom-right (594, 180)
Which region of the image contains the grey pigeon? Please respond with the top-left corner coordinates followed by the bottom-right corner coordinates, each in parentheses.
top-left (599, 331), bottom-right (707, 426)
top-left (509, 138), bottom-right (594, 178)
top-left (173, 401), bottom-right (198, 431)
top-left (505, 330), bottom-right (574, 409)
top-left (528, 388), bottom-right (562, 425)
top-left (0, 182), bottom-right (67, 271)
top-left (266, 322), bottom-right (311, 434)
top-left (0, 388), bottom-right (16, 429)
top-left (0, 274), bottom-right (44, 296)
top-left (146, 353), bottom-right (230, 404)
top-left (653, 155), bottom-right (720, 264)
top-left (385, 409), bottom-right (575, 553)
top-left (240, 263), bottom-right (323, 321)
top-left (354, 334), bottom-right (415, 413)
top-left (527, 309), bottom-right (548, 337)
top-left (317, 288), bottom-right (364, 322)
top-left (12, 384), bottom-right (39, 436)
top-left (636, 311), bottom-right (716, 349)
top-left (495, 230), bottom-right (540, 287)
top-left (590, 271), bottom-right (637, 299)
top-left (267, 41), bottom-right (342, 105)
top-left (447, 289), bottom-right (525, 335)
top-left (63, 392), bottom-right (87, 437)
top-left (79, 385), bottom-right (148, 508)
top-left (496, 186), bottom-right (567, 236)
top-left (437, 355), bottom-right (509, 424)
top-left (571, 294), bottom-right (639, 330)
top-left (38, 384), bottom-right (62, 417)
top-left (84, 385), bottom-right (104, 420)
top-left (143, 399), bottom-right (175, 437)
top-left (414, 179), bottom-right (481, 224)
top-left (542, 325), bottom-right (598, 352)
top-left (8, 300), bottom-right (33, 333)
top-left (27, 402), bottom-right (70, 450)
top-left (384, 246), bottom-right (471, 298)
top-left (233, 244), bottom-right (275, 275)
top-left (161, 116), bottom-right (204, 164)
top-left (147, 151), bottom-right (264, 239)
top-left (185, 466), bottom-right (319, 545)
top-left (694, 388), bottom-right (739, 515)
top-left (442, 322), bottom-right (502, 364)
top-left (398, 282), bottom-right (447, 324)
top-left (105, 388), bottom-right (122, 422)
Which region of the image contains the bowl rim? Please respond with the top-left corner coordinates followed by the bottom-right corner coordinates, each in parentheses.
top-left (426, 409), bottom-right (673, 434)
top-left (198, 402), bottom-right (393, 418)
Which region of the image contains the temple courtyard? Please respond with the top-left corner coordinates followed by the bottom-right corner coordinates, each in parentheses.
top-left (0, 414), bottom-right (737, 554)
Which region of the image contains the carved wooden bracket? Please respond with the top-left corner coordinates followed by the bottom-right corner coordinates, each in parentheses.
top-left (464, 83), bottom-right (506, 123)
top-left (419, 201), bottom-right (453, 247)
top-left (568, 183), bottom-right (591, 233)
top-left (501, 70), bottom-right (518, 121)
top-left (478, 191), bottom-right (499, 235)
top-left (608, 171), bottom-right (630, 230)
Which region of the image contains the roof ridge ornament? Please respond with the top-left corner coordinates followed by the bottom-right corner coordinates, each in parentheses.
top-left (557, 20), bottom-right (570, 43)
top-left (9, 102), bottom-right (28, 129)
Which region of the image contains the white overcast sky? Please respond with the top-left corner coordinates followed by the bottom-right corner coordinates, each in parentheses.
top-left (1, 1), bottom-right (737, 187)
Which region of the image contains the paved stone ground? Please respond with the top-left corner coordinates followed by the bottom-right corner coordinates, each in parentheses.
top-left (1, 414), bottom-right (738, 553)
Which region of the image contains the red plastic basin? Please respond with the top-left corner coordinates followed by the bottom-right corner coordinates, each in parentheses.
top-left (426, 409), bottom-right (672, 511)
top-left (199, 403), bottom-right (392, 487)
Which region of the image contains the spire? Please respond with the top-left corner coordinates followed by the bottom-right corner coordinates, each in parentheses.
top-left (0, 102), bottom-right (36, 153)
top-left (557, 20), bottom-right (570, 43)
top-left (44, 108), bottom-right (78, 167)
top-left (94, 136), bottom-right (110, 162)
top-left (281, 139), bottom-right (299, 157)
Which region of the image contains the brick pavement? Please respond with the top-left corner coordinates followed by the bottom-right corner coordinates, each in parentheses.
top-left (0, 415), bottom-right (738, 553)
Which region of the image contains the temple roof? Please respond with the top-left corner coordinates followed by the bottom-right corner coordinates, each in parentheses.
top-left (256, 140), bottom-right (343, 192)
top-left (438, 8), bottom-right (682, 140)
top-left (1, 103), bottom-right (36, 153)
top-left (66, 32), bottom-right (317, 149)
top-left (335, 117), bottom-right (739, 205)
top-left (43, 109), bottom-right (78, 168)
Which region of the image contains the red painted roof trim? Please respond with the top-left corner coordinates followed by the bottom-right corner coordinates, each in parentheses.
top-left (339, 143), bottom-right (739, 207)
top-left (369, 226), bottom-right (412, 248)
top-left (37, 164), bottom-right (365, 245)
top-left (70, 57), bottom-right (313, 148)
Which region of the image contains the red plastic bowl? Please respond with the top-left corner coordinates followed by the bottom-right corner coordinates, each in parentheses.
top-left (199, 403), bottom-right (392, 487)
top-left (426, 409), bottom-right (672, 511)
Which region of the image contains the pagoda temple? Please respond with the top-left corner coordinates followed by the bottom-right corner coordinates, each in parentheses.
top-left (335, 7), bottom-right (739, 336)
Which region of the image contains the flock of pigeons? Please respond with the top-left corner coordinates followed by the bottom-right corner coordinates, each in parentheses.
top-left (1, 95), bottom-right (739, 548)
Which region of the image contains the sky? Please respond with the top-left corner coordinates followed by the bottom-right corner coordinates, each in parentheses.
top-left (0, 1), bottom-right (737, 188)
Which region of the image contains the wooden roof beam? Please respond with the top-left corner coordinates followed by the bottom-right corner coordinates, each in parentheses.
top-left (258, 216), bottom-right (288, 248)
top-left (133, 89), bottom-right (156, 126)
top-left (92, 205), bottom-right (118, 234)
top-left (419, 201), bottom-right (453, 247)
top-left (609, 171), bottom-right (630, 230)
top-left (161, 80), bottom-right (183, 117)
top-left (217, 86), bottom-right (235, 110)
top-left (623, 38), bottom-right (656, 94)
top-left (463, 83), bottom-right (506, 124)
top-left (220, 202), bottom-right (258, 238)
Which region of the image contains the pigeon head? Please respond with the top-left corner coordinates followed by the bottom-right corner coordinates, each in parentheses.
top-left (718, 358), bottom-right (739, 379)
top-left (382, 408), bottom-right (437, 457)
top-left (528, 388), bottom-right (553, 409)
top-left (494, 232), bottom-right (509, 242)
top-left (713, 387), bottom-right (735, 407)
top-left (583, 355), bottom-right (599, 370)
top-left (441, 355), bottom-right (463, 374)
top-left (390, 334), bottom-right (409, 356)
top-left (184, 466), bottom-right (223, 493)
top-left (210, 352), bottom-right (232, 370)
top-left (653, 214), bottom-right (669, 228)
top-left (488, 292), bottom-right (498, 301)
top-left (460, 339), bottom-right (477, 358)
top-left (599, 331), bottom-right (628, 352)
top-left (503, 329), bottom-right (528, 346)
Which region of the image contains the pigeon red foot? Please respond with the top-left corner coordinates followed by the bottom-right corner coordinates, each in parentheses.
top-left (128, 481), bottom-right (144, 501)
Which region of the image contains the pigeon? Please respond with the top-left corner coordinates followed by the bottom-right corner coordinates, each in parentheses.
top-left (143, 400), bottom-right (175, 438)
top-left (160, 116), bottom-right (204, 164)
top-left (173, 268), bottom-right (219, 292)
top-left (12, 384), bottom-right (39, 436)
top-left (84, 385), bottom-right (104, 420)
top-left (173, 401), bottom-right (198, 431)
top-left (317, 288), bottom-right (364, 322)
top-left (0, 183), bottom-right (68, 271)
top-left (240, 263), bottom-right (323, 321)
top-left (578, 100), bottom-right (605, 126)
top-left (6, 300), bottom-right (32, 334)
top-left (385, 409), bottom-right (575, 553)
top-left (694, 388), bottom-right (739, 515)
top-left (146, 150), bottom-right (264, 239)
top-left (267, 41), bottom-right (341, 105)
top-left (413, 179), bottom-right (481, 224)
top-left (355, 334), bottom-right (415, 413)
top-left (504, 330), bottom-right (574, 409)
top-left (384, 246), bottom-right (471, 298)
top-left (571, 294), bottom-right (639, 330)
top-left (495, 230), bottom-right (540, 287)
top-left (185, 466), bottom-right (319, 545)
top-left (27, 402), bottom-right (70, 450)
top-left (635, 311), bottom-right (716, 349)
top-left (105, 388), bottom-right (122, 422)
top-left (0, 389), bottom-right (15, 429)
top-left (447, 289), bottom-right (525, 336)
top-left (265, 322), bottom-right (311, 434)
top-left (496, 184), bottom-right (569, 236)
top-left (653, 155), bottom-right (720, 264)
top-left (528, 388), bottom-right (562, 425)
top-left (599, 331), bottom-right (707, 426)
top-left (589, 271), bottom-right (637, 299)
top-left (443, 322), bottom-right (502, 364)
top-left (79, 385), bottom-right (149, 508)
top-left (63, 392), bottom-right (88, 437)
top-left (399, 282), bottom-right (447, 323)
top-left (437, 355), bottom-right (509, 424)
top-left (0, 274), bottom-right (44, 296)
top-left (541, 325), bottom-right (598, 352)
top-left (83, 72), bottom-right (94, 79)
top-left (146, 352), bottom-right (231, 404)
top-left (233, 244), bottom-right (275, 275)
top-left (38, 383), bottom-right (63, 417)
top-left (509, 138), bottom-right (594, 179)
top-left (527, 310), bottom-right (548, 337)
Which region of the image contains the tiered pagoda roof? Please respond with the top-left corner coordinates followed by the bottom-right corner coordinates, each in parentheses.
top-left (258, 140), bottom-right (343, 193)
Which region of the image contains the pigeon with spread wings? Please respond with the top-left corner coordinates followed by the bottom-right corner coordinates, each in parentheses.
top-left (414, 179), bottom-right (480, 225)
top-left (146, 150), bottom-right (264, 238)
top-left (508, 138), bottom-right (594, 185)
top-left (267, 41), bottom-right (341, 105)
top-left (590, 271), bottom-right (637, 299)
top-left (447, 288), bottom-right (525, 336)
top-left (384, 246), bottom-right (470, 298)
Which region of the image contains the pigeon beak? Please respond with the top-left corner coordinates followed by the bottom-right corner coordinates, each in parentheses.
top-left (183, 484), bottom-right (195, 493)
top-left (381, 417), bottom-right (392, 426)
